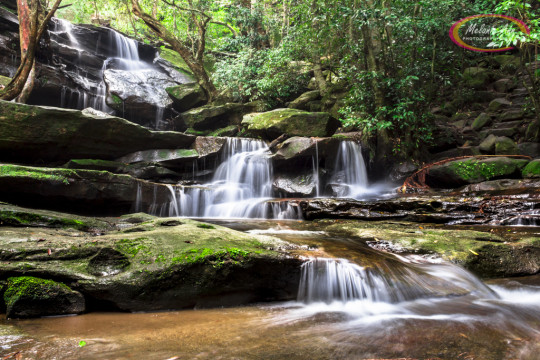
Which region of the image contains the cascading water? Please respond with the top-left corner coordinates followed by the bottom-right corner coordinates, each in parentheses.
top-left (149, 138), bottom-right (302, 219)
top-left (328, 141), bottom-right (369, 198)
top-left (297, 257), bottom-right (496, 305)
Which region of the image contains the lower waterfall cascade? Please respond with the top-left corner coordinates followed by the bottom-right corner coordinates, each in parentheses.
top-left (134, 138), bottom-right (375, 219)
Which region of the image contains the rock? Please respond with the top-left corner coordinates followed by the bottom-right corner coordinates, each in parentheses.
top-left (494, 136), bottom-right (518, 155)
top-left (426, 157), bottom-right (529, 188)
top-left (273, 173), bottom-right (317, 197)
top-left (522, 160), bottom-right (540, 179)
top-left (288, 90), bottom-right (321, 110)
top-left (498, 110), bottom-right (524, 122)
top-left (272, 137), bottom-right (340, 162)
top-left (244, 100), bottom-right (271, 114)
top-left (479, 128), bottom-right (517, 139)
top-left (493, 78), bottom-right (516, 93)
top-left (0, 101), bottom-right (195, 164)
top-left (471, 113), bottom-right (492, 131)
top-left (174, 103), bottom-right (244, 132)
top-left (193, 136), bottom-right (228, 158)
top-left (488, 98), bottom-right (512, 112)
top-left (166, 82), bottom-right (207, 112)
top-left (0, 210), bottom-right (303, 313)
top-left (4, 276), bottom-right (85, 318)
top-left (518, 142), bottom-right (540, 158)
top-left (63, 159), bottom-right (124, 172)
top-left (479, 134), bottom-right (497, 153)
top-left (389, 161), bottom-right (418, 183)
top-left (428, 124), bottom-right (464, 153)
top-left (242, 109), bottom-right (340, 141)
top-left (117, 149), bottom-right (199, 166)
top-left (0, 164), bottom-right (172, 214)
top-left (493, 55), bottom-right (520, 72)
top-left (463, 67), bottom-right (490, 88)
top-left (209, 125), bottom-right (238, 137)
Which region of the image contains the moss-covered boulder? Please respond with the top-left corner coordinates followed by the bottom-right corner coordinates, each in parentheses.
top-left (117, 148), bottom-right (199, 166)
top-left (4, 276), bottom-right (85, 318)
top-left (174, 103), bottom-right (244, 132)
top-left (0, 208), bottom-right (302, 313)
top-left (194, 136), bottom-right (227, 158)
top-left (0, 164), bottom-right (172, 214)
top-left (166, 82), bottom-right (207, 112)
top-left (463, 67), bottom-right (490, 88)
top-left (426, 157), bottom-right (529, 188)
top-left (479, 134), bottom-right (497, 153)
top-left (288, 90), bottom-right (321, 110)
top-left (493, 54), bottom-right (520, 71)
top-left (522, 159), bottom-right (540, 179)
top-left (242, 109), bottom-right (340, 141)
top-left (494, 136), bottom-right (518, 155)
top-left (488, 98), bottom-right (512, 112)
top-left (0, 101), bottom-right (195, 164)
top-left (209, 125), bottom-right (238, 137)
top-left (471, 113), bottom-right (492, 131)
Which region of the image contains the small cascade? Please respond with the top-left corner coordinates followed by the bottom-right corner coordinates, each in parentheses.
top-left (146, 138), bottom-right (302, 219)
top-left (297, 258), bottom-right (496, 305)
top-left (329, 141), bottom-right (369, 198)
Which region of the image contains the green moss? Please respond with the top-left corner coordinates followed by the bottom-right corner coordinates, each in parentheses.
top-left (197, 224), bottom-right (215, 230)
top-left (111, 94), bottom-right (123, 105)
top-left (4, 276), bottom-right (72, 308)
top-left (209, 125), bottom-right (238, 137)
top-left (185, 128), bottom-right (209, 136)
top-left (444, 158), bottom-right (528, 182)
top-left (116, 237), bottom-right (151, 258)
top-left (160, 48), bottom-right (193, 75)
top-left (0, 75), bottom-right (11, 87)
top-left (0, 164), bottom-right (75, 185)
top-left (522, 160), bottom-right (540, 179)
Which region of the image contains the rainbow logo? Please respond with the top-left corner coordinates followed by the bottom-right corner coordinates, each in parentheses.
top-left (449, 14), bottom-right (530, 52)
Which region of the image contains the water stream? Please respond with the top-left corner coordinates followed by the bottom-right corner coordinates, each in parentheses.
top-left (1, 221), bottom-right (539, 359)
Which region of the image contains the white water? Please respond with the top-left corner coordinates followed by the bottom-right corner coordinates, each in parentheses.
top-left (143, 138), bottom-right (302, 219)
top-left (329, 141), bottom-right (369, 198)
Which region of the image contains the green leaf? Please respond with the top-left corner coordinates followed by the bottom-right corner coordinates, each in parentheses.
top-left (79, 341), bottom-right (87, 347)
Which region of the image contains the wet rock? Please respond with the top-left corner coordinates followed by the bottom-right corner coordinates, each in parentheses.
top-left (0, 213), bottom-right (303, 313)
top-left (522, 160), bottom-right (540, 179)
top-left (493, 79), bottom-right (516, 93)
top-left (518, 142), bottom-right (540, 158)
top-left (174, 103), bottom-right (244, 132)
top-left (166, 82), bottom-right (207, 112)
top-left (498, 110), bottom-right (524, 122)
top-left (194, 136), bottom-right (228, 158)
top-left (0, 101), bottom-right (195, 164)
top-left (479, 134), bottom-right (497, 153)
top-left (425, 157), bottom-right (529, 188)
top-left (273, 173), bottom-right (317, 197)
top-left (242, 109), bottom-right (340, 141)
top-left (288, 90), bottom-right (321, 110)
top-left (0, 164), bottom-right (172, 215)
top-left (117, 149), bottom-right (199, 166)
top-left (389, 161), bottom-right (418, 183)
top-left (209, 125), bottom-right (238, 137)
top-left (87, 248), bottom-right (130, 276)
top-left (471, 113), bottom-right (492, 131)
top-left (4, 276), bottom-right (85, 319)
top-left (458, 178), bottom-right (540, 193)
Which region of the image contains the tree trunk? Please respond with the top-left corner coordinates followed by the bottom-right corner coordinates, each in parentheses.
top-left (0, 0), bottom-right (62, 102)
top-left (131, 0), bottom-right (217, 101)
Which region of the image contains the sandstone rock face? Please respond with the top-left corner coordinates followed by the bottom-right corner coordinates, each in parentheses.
top-left (0, 101), bottom-right (195, 164)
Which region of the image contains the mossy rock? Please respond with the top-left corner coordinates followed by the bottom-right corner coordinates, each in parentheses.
top-left (287, 90), bottom-right (321, 110)
top-left (426, 157), bottom-right (529, 188)
top-left (63, 159), bottom-right (124, 172)
top-left (463, 67), bottom-right (490, 89)
top-left (242, 108), bottom-right (340, 141)
top-left (488, 98), bottom-right (512, 112)
top-left (116, 148), bottom-right (199, 165)
top-left (0, 75), bottom-right (11, 87)
top-left (209, 125), bottom-right (238, 137)
top-left (494, 136), bottom-right (518, 155)
top-left (165, 83), bottom-right (207, 112)
top-left (4, 276), bottom-right (85, 318)
top-left (522, 160), bottom-right (540, 179)
top-left (175, 103), bottom-right (244, 132)
top-left (471, 113), bottom-right (492, 131)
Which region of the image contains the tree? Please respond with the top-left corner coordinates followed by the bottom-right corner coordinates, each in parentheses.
top-left (0, 0), bottom-right (63, 102)
top-left (131, 0), bottom-right (218, 101)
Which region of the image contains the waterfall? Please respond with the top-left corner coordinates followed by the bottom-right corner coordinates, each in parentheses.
top-left (146, 138), bottom-right (302, 219)
top-left (297, 258), bottom-right (496, 305)
top-left (329, 141), bottom-right (369, 198)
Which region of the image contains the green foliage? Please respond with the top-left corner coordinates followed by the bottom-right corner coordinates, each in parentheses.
top-left (4, 277), bottom-right (71, 308)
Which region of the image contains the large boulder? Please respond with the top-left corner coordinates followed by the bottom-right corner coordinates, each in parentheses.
top-left (0, 207), bottom-right (303, 314)
top-left (174, 103), bottom-right (244, 133)
top-left (4, 276), bottom-right (85, 319)
top-left (494, 136), bottom-right (518, 155)
top-left (425, 157), bottom-right (529, 188)
top-left (166, 82), bottom-right (207, 112)
top-left (242, 109), bottom-right (340, 141)
top-left (522, 160), bottom-right (540, 179)
top-left (471, 113), bottom-right (492, 131)
top-left (117, 149), bottom-right (199, 166)
top-left (273, 173), bottom-right (317, 197)
top-left (0, 101), bottom-right (195, 164)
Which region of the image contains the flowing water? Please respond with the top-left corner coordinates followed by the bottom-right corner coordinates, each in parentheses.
top-left (1, 221), bottom-right (539, 359)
